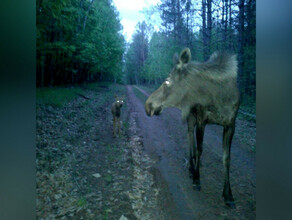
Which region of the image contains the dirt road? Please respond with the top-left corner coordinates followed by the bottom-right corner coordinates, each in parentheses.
top-left (127, 85), bottom-right (256, 220)
top-left (37, 84), bottom-right (255, 219)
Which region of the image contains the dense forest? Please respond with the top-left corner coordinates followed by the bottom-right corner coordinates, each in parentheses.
top-left (36, 0), bottom-right (125, 86)
top-left (125, 0), bottom-right (256, 98)
top-left (37, 0), bottom-right (255, 103)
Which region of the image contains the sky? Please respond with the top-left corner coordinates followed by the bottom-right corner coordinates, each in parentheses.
top-left (112, 0), bottom-right (161, 42)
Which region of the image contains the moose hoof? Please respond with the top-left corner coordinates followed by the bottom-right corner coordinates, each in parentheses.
top-left (225, 200), bottom-right (236, 209)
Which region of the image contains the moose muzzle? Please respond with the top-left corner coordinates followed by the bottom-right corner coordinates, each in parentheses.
top-left (145, 102), bottom-right (162, 116)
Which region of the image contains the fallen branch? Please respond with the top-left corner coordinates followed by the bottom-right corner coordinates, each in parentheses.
top-left (75, 92), bottom-right (90, 100)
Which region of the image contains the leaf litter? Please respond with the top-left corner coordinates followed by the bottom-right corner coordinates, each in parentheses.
top-left (37, 85), bottom-right (167, 219)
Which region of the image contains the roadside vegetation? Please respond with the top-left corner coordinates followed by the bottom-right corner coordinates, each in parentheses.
top-left (36, 83), bottom-right (136, 219)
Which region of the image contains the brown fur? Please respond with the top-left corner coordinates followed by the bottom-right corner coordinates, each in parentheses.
top-left (111, 95), bottom-right (124, 137)
top-left (145, 48), bottom-right (240, 208)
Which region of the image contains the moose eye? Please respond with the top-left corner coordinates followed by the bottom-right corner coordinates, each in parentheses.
top-left (117, 100), bottom-right (119, 103)
top-left (165, 80), bottom-right (170, 85)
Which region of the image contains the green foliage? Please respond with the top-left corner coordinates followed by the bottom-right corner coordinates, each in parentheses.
top-left (125, 22), bottom-right (149, 84)
top-left (37, 0), bottom-right (255, 115)
top-left (36, 87), bottom-right (84, 107)
top-left (77, 198), bottom-right (87, 207)
top-left (126, 0), bottom-right (255, 115)
top-left (85, 81), bottom-right (111, 91)
top-left (143, 32), bottom-right (182, 84)
top-left (37, 0), bottom-right (125, 87)
top-left (104, 174), bottom-right (112, 183)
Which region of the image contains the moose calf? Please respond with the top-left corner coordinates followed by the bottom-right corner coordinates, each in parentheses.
top-left (111, 96), bottom-right (124, 137)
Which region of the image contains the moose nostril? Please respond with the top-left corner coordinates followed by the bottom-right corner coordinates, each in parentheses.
top-left (154, 106), bottom-right (162, 115)
top-left (145, 102), bottom-right (153, 116)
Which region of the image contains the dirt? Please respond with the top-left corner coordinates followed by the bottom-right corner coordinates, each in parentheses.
top-left (36, 84), bottom-right (256, 220)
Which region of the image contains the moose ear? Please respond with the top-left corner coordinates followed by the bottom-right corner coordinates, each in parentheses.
top-left (173, 53), bottom-right (179, 65)
top-left (179, 48), bottom-right (191, 64)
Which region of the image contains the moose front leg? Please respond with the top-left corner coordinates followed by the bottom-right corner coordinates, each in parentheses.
top-left (118, 117), bottom-right (121, 136)
top-left (193, 123), bottom-right (205, 190)
top-left (113, 117), bottom-right (116, 137)
top-left (222, 123), bottom-right (236, 208)
top-left (187, 115), bottom-right (196, 180)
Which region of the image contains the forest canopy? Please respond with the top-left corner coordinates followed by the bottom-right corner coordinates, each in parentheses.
top-left (37, 0), bottom-right (125, 86)
top-left (37, 0), bottom-right (255, 104)
top-left (125, 0), bottom-right (255, 99)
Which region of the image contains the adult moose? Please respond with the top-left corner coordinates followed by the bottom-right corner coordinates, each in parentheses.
top-left (145, 48), bottom-right (239, 208)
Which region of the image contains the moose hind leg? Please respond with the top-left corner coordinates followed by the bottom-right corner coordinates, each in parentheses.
top-left (222, 124), bottom-right (236, 208)
top-left (187, 115), bottom-right (196, 180)
top-left (193, 124), bottom-right (205, 191)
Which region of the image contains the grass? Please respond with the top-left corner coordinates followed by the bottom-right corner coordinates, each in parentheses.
top-left (81, 99), bottom-right (89, 107)
top-left (103, 209), bottom-right (111, 220)
top-left (106, 144), bottom-right (122, 162)
top-left (77, 198), bottom-right (87, 207)
top-left (78, 120), bottom-right (91, 133)
top-left (123, 121), bottom-right (129, 131)
top-left (251, 144), bottom-right (256, 152)
top-left (85, 81), bottom-right (111, 91)
top-left (36, 82), bottom-right (126, 108)
top-left (104, 174), bottom-right (113, 183)
top-left (36, 87), bottom-right (84, 107)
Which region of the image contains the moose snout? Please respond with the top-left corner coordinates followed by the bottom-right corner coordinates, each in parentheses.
top-left (145, 102), bottom-right (162, 117)
top-left (145, 102), bottom-right (153, 116)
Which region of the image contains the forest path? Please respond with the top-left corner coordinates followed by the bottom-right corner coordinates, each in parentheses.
top-left (127, 85), bottom-right (256, 220)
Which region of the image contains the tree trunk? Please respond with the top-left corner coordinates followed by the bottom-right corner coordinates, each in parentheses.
top-left (202, 0), bottom-right (207, 60)
top-left (225, 0), bottom-right (228, 45)
top-left (206, 0), bottom-right (212, 57)
top-left (222, 0), bottom-right (225, 46)
top-left (48, 53), bottom-right (54, 86)
top-left (41, 52), bottom-right (45, 87)
top-left (83, 0), bottom-right (95, 32)
top-left (228, 0), bottom-right (233, 49)
top-left (238, 0), bottom-right (245, 91)
top-left (135, 74), bottom-right (138, 85)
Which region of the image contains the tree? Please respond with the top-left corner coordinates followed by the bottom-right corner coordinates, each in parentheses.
top-left (125, 0), bottom-right (256, 105)
top-left (125, 22), bottom-right (149, 84)
top-left (36, 0), bottom-right (125, 87)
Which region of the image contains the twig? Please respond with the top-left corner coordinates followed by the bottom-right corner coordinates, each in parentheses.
top-left (75, 92), bottom-right (90, 100)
